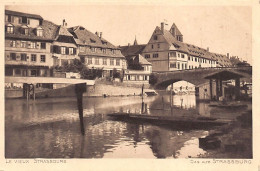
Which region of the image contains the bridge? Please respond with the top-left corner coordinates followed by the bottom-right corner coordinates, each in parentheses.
top-left (152, 66), bottom-right (252, 89)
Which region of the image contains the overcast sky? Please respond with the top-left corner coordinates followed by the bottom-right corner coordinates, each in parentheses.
top-left (6, 5), bottom-right (252, 64)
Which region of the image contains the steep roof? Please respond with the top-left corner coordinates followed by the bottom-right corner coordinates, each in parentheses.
top-left (170, 23), bottom-right (182, 36)
top-left (5, 19), bottom-right (58, 41)
top-left (120, 44), bottom-right (146, 57)
top-left (159, 26), bottom-right (232, 65)
top-left (68, 26), bottom-right (119, 49)
top-left (209, 53), bottom-right (232, 67)
top-left (163, 30), bottom-right (188, 53)
top-left (136, 54), bottom-right (151, 65)
top-left (57, 25), bottom-right (74, 37)
top-left (5, 10), bottom-right (43, 20)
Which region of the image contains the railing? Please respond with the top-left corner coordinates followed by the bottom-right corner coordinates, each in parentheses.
top-left (153, 66), bottom-right (251, 74)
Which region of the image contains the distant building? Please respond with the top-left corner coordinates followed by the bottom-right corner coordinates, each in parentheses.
top-left (51, 20), bottom-right (78, 66)
top-left (68, 26), bottom-right (126, 77)
top-left (141, 22), bottom-right (232, 72)
top-left (5, 10), bottom-right (55, 77)
top-left (121, 42), bottom-right (152, 85)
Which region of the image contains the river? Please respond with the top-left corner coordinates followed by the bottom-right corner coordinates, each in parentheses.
top-left (5, 91), bottom-right (244, 158)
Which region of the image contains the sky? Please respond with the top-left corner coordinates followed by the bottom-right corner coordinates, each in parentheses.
top-left (6, 5), bottom-right (252, 64)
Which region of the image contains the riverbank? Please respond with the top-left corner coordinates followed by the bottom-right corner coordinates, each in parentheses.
top-left (5, 82), bottom-right (156, 99)
top-left (199, 109), bottom-right (252, 158)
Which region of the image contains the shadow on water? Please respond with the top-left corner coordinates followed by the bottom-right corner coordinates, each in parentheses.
top-left (6, 92), bottom-right (247, 158)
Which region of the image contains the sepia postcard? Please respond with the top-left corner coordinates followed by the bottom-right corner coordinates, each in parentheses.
top-left (0, 0), bottom-right (259, 170)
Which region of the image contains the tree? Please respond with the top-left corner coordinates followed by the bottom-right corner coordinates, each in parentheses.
top-left (149, 73), bottom-right (158, 85)
top-left (112, 68), bottom-right (121, 78)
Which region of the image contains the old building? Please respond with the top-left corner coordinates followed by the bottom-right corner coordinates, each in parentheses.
top-left (5, 10), bottom-right (56, 77)
top-left (141, 22), bottom-right (232, 72)
top-left (121, 42), bottom-right (152, 85)
top-left (68, 26), bottom-right (126, 77)
top-left (51, 20), bottom-right (78, 66)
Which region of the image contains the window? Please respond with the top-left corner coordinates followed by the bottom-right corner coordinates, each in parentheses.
top-left (177, 63), bottom-right (180, 69)
top-left (153, 35), bottom-right (158, 40)
top-left (102, 48), bottom-right (106, 53)
top-left (178, 53), bottom-right (180, 57)
top-left (152, 53), bottom-right (158, 58)
top-left (15, 69), bottom-right (21, 75)
top-left (151, 44), bottom-right (154, 49)
top-left (88, 58), bottom-right (92, 64)
top-left (31, 70), bottom-right (37, 76)
top-left (110, 58), bottom-right (114, 65)
top-left (91, 47), bottom-right (96, 52)
top-left (7, 25), bottom-right (14, 34)
top-left (37, 28), bottom-right (43, 37)
top-left (21, 26), bottom-right (29, 35)
top-left (145, 54), bottom-right (150, 58)
top-left (61, 47), bottom-right (66, 54)
top-left (188, 57), bottom-right (190, 60)
top-left (169, 52), bottom-right (176, 57)
top-left (116, 59), bottom-right (120, 66)
top-left (40, 55), bottom-right (46, 62)
top-left (10, 40), bottom-right (16, 47)
top-left (31, 54), bottom-right (36, 62)
top-left (21, 16), bottom-right (27, 24)
top-left (181, 54), bottom-right (185, 58)
top-left (158, 44), bottom-right (160, 48)
top-left (10, 53), bottom-right (16, 60)
top-left (40, 42), bottom-right (46, 49)
top-left (103, 58), bottom-right (107, 65)
top-left (195, 58), bottom-right (197, 62)
top-left (30, 42), bottom-right (36, 49)
top-left (69, 47), bottom-right (74, 55)
top-left (95, 58), bottom-right (99, 65)
top-left (182, 63), bottom-right (184, 69)
top-left (21, 41), bottom-right (26, 48)
top-left (21, 53), bottom-right (27, 61)
top-left (170, 63), bottom-right (176, 68)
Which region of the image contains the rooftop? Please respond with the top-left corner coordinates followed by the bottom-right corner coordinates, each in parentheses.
top-left (5, 10), bottom-right (43, 20)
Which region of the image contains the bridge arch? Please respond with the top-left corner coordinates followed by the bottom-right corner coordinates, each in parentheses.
top-left (152, 67), bottom-right (252, 90)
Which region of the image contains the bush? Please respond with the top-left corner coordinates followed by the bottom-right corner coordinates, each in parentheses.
top-left (80, 67), bottom-right (103, 80)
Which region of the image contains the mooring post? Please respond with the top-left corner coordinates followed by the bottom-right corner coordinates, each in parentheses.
top-left (141, 84), bottom-right (144, 114)
top-left (26, 84), bottom-right (29, 101)
top-left (162, 96), bottom-right (164, 110)
top-left (33, 84), bottom-right (35, 100)
top-left (75, 83), bottom-right (87, 135)
top-left (170, 84), bottom-right (173, 108)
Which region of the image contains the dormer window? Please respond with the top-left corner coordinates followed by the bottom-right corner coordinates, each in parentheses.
top-left (36, 27), bottom-right (43, 37)
top-left (21, 25), bottom-right (29, 35)
top-left (6, 24), bottom-right (14, 34)
top-left (90, 38), bottom-right (96, 43)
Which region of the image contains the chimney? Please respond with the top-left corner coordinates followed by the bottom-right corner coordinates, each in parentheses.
top-left (207, 47), bottom-right (209, 52)
top-left (63, 19), bottom-right (66, 26)
top-left (161, 22), bottom-right (164, 34)
top-left (227, 53), bottom-right (229, 58)
top-left (95, 31), bottom-right (99, 37)
top-left (99, 32), bottom-right (102, 39)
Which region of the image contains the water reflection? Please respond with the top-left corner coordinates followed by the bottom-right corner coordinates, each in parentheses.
top-left (5, 93), bottom-right (244, 158)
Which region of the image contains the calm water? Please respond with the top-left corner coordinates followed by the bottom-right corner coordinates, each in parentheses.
top-left (5, 91), bottom-right (245, 158)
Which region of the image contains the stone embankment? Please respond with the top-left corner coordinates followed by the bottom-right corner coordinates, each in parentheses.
top-left (34, 83), bottom-right (155, 98)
